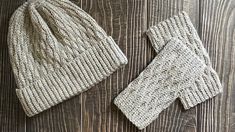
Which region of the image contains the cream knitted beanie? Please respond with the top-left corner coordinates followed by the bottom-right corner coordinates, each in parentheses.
top-left (114, 12), bottom-right (222, 129)
top-left (8, 0), bottom-right (127, 117)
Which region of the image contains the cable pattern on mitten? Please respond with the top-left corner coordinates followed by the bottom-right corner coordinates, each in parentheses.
top-left (146, 12), bottom-right (222, 109)
top-left (114, 38), bottom-right (206, 129)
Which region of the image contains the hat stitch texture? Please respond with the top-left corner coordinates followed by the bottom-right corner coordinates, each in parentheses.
top-left (8, 0), bottom-right (128, 117)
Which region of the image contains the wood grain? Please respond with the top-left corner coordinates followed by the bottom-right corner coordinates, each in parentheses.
top-left (198, 1), bottom-right (235, 132)
top-left (0, 0), bottom-right (235, 132)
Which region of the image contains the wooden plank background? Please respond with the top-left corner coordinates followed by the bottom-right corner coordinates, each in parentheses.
top-left (0, 0), bottom-right (235, 131)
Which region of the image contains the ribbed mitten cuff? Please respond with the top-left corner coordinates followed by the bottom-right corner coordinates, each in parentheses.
top-left (146, 11), bottom-right (222, 109)
top-left (16, 36), bottom-right (128, 117)
top-left (114, 38), bottom-right (205, 129)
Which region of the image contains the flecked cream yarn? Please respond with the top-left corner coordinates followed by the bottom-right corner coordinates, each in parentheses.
top-left (114, 12), bottom-right (222, 129)
top-left (146, 12), bottom-right (222, 109)
top-left (8, 0), bottom-right (127, 117)
top-left (114, 38), bottom-right (206, 129)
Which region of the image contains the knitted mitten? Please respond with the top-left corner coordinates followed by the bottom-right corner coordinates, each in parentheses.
top-left (146, 12), bottom-right (222, 109)
top-left (114, 38), bottom-right (206, 129)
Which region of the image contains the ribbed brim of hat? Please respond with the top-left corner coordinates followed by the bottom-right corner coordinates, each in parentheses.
top-left (146, 12), bottom-right (222, 109)
top-left (16, 36), bottom-right (128, 117)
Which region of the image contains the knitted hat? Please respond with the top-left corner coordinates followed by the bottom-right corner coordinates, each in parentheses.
top-left (8, 0), bottom-right (128, 117)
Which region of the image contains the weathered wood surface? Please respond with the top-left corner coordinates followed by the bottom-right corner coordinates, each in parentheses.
top-left (0, 0), bottom-right (235, 131)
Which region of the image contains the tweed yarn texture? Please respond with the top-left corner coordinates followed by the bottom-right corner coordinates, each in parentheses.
top-left (114, 12), bottom-right (222, 129)
top-left (114, 38), bottom-right (206, 129)
top-left (8, 0), bottom-right (128, 117)
top-left (146, 12), bottom-right (222, 109)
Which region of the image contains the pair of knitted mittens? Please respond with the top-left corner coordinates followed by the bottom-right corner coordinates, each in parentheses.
top-left (114, 12), bottom-right (223, 130)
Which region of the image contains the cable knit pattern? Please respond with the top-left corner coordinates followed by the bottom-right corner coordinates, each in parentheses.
top-left (146, 12), bottom-right (222, 109)
top-left (114, 38), bottom-right (206, 129)
top-left (8, 0), bottom-right (127, 117)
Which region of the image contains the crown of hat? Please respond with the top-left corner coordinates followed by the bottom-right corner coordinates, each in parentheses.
top-left (8, 0), bottom-right (108, 88)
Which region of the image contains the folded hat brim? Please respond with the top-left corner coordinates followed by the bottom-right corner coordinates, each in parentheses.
top-left (16, 36), bottom-right (128, 117)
